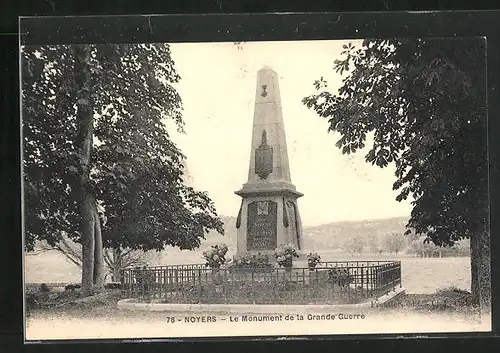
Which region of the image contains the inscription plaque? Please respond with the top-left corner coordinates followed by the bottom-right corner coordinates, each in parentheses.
top-left (247, 201), bottom-right (277, 250)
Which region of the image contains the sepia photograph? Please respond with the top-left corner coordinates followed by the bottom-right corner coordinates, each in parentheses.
top-left (20, 18), bottom-right (492, 340)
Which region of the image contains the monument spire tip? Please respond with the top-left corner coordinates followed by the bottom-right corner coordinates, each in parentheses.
top-left (259, 65), bottom-right (276, 72)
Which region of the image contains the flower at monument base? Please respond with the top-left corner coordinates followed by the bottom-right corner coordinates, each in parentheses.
top-left (307, 252), bottom-right (321, 268)
top-left (203, 243), bottom-right (228, 269)
top-left (275, 244), bottom-right (299, 267)
top-left (228, 252), bottom-right (273, 271)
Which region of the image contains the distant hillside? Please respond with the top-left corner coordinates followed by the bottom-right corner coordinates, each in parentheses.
top-left (199, 216), bottom-right (237, 249)
top-left (27, 215), bottom-right (410, 254)
top-left (201, 215), bottom-right (411, 252)
top-left (303, 216), bottom-right (410, 251)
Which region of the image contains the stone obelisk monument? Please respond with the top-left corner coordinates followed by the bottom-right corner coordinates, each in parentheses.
top-left (234, 66), bottom-right (305, 258)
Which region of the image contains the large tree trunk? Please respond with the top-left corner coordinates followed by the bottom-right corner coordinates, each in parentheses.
top-left (93, 205), bottom-right (105, 292)
top-left (470, 236), bottom-right (479, 302)
top-left (74, 44), bottom-right (95, 297)
top-left (470, 228), bottom-right (491, 313)
top-left (80, 195), bottom-right (95, 297)
top-left (111, 248), bottom-right (123, 282)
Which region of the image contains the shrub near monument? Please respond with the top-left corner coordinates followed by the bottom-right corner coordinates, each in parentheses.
top-left (275, 244), bottom-right (300, 269)
top-left (228, 253), bottom-right (274, 272)
top-left (307, 252), bottom-right (322, 270)
top-left (202, 244), bottom-right (229, 269)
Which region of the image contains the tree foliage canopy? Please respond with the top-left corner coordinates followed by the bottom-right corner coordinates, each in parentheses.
top-left (22, 43), bottom-right (224, 253)
top-left (383, 232), bottom-right (407, 254)
top-left (342, 235), bottom-right (365, 255)
top-left (303, 38), bottom-right (488, 247)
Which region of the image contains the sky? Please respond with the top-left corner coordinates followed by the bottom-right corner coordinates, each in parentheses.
top-left (166, 40), bottom-right (412, 227)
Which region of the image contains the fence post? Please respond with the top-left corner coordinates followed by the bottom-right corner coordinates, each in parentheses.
top-left (198, 269), bottom-right (202, 303)
top-left (399, 262), bottom-right (402, 288)
top-left (393, 264), bottom-right (396, 292)
top-left (157, 269), bottom-right (162, 300)
top-left (302, 268), bottom-right (306, 303)
top-left (251, 269), bottom-right (254, 304)
top-left (360, 267), bottom-right (364, 298)
top-left (140, 269), bottom-right (144, 302)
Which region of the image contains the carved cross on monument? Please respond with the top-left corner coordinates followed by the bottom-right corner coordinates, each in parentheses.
top-left (234, 66), bottom-right (305, 258)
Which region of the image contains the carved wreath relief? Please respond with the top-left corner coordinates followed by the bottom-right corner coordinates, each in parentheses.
top-left (286, 201), bottom-right (301, 250)
top-left (255, 130), bottom-right (273, 179)
top-left (236, 200), bottom-right (243, 229)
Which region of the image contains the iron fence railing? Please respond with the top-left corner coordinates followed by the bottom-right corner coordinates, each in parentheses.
top-left (120, 261), bottom-right (401, 305)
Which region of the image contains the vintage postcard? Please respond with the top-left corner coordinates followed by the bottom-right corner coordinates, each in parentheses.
top-left (20, 15), bottom-right (493, 342)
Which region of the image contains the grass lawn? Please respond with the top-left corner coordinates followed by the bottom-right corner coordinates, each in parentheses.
top-left (26, 287), bottom-right (479, 320)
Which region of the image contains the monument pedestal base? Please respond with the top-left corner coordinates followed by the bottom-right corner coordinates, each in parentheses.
top-left (234, 194), bottom-right (304, 257)
top-left (292, 256), bottom-right (308, 268)
top-left (296, 252), bottom-right (307, 261)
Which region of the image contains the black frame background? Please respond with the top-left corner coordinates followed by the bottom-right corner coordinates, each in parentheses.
top-left (2, 2), bottom-right (500, 353)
